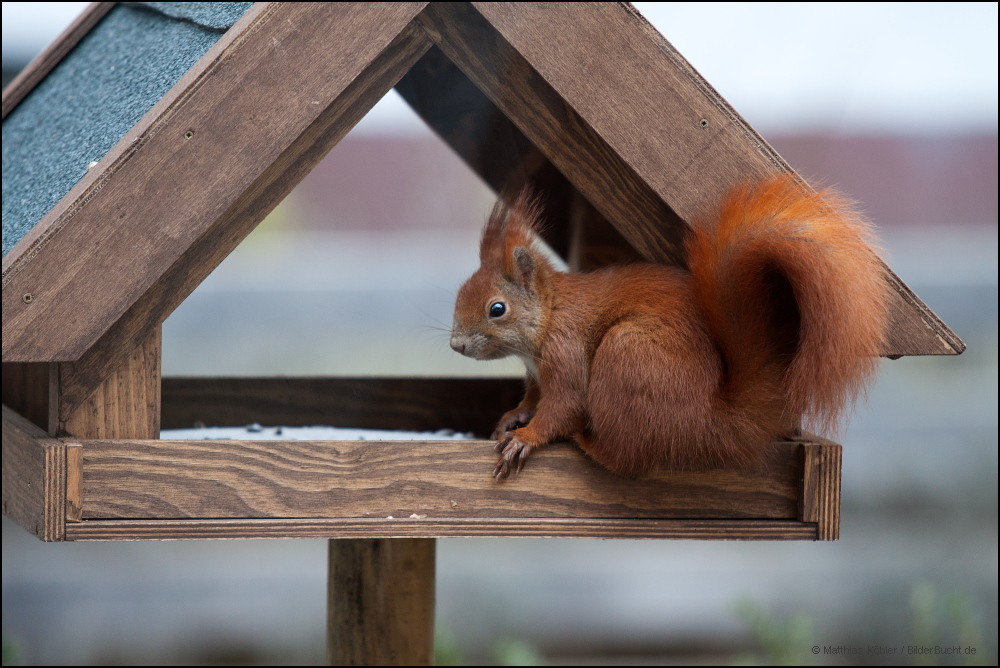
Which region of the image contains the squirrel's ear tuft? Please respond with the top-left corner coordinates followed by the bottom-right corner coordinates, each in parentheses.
top-left (512, 246), bottom-right (536, 289)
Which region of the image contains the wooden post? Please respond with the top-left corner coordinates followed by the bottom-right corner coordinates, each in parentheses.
top-left (327, 538), bottom-right (436, 666)
top-left (1, 362), bottom-right (50, 431)
top-left (51, 326), bottom-right (161, 440)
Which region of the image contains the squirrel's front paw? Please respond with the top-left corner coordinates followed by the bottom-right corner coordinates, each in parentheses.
top-left (493, 432), bottom-right (536, 480)
top-left (491, 409), bottom-right (533, 441)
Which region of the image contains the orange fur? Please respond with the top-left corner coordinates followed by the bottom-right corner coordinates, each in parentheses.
top-left (450, 176), bottom-right (890, 478)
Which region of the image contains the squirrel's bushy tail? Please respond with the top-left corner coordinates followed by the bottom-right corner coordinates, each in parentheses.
top-left (687, 175), bottom-right (889, 435)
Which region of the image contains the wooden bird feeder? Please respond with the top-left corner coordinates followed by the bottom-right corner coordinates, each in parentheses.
top-left (2, 3), bottom-right (964, 664)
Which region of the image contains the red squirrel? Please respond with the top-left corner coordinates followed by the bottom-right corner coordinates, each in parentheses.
top-left (449, 175), bottom-right (889, 479)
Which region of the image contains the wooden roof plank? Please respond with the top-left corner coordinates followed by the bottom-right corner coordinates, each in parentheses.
top-left (2, 3), bottom-right (432, 367)
top-left (417, 2), bottom-right (689, 266)
top-left (395, 45), bottom-right (544, 196)
top-left (395, 44), bottom-right (606, 259)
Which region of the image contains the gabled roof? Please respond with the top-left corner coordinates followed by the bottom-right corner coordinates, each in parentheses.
top-left (2, 3), bottom-right (963, 402)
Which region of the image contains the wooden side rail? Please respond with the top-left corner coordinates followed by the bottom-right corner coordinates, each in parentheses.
top-left (2, 404), bottom-right (71, 540)
top-left (78, 438), bottom-right (802, 521)
top-left (5, 401), bottom-right (841, 542)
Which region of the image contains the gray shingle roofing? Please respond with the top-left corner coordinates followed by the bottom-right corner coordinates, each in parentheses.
top-left (2, 2), bottom-right (252, 257)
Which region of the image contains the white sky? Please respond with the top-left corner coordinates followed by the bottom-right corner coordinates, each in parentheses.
top-left (3, 1), bottom-right (997, 135)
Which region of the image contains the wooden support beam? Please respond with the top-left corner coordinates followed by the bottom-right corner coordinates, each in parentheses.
top-left (396, 46), bottom-right (582, 260)
top-left (52, 326), bottom-right (161, 439)
top-left (566, 192), bottom-right (644, 271)
top-left (1, 362), bottom-right (50, 432)
top-left (416, 2), bottom-right (688, 266)
top-left (2, 404), bottom-right (67, 541)
top-left (328, 538), bottom-right (435, 666)
top-left (395, 45), bottom-right (641, 267)
top-left (161, 376), bottom-right (525, 437)
top-left (801, 438), bottom-right (842, 541)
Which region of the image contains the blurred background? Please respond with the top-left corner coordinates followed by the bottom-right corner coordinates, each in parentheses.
top-left (3, 2), bottom-right (996, 665)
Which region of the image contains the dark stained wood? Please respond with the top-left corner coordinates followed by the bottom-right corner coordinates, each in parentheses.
top-left (2, 3), bottom-right (432, 371)
top-left (801, 438), bottom-right (841, 541)
top-left (419, 2), bottom-right (960, 356)
top-left (66, 442), bottom-right (83, 523)
top-left (328, 538), bottom-right (435, 666)
top-left (1, 2), bottom-right (115, 120)
top-left (77, 437), bottom-right (802, 521)
top-left (566, 191), bottom-right (644, 271)
top-left (396, 45), bottom-right (543, 199)
top-left (161, 376), bottom-right (526, 437)
top-left (884, 274), bottom-right (966, 356)
top-left (1, 362), bottom-right (50, 431)
top-left (47, 326), bottom-right (161, 523)
top-left (396, 46), bottom-right (642, 267)
top-left (65, 517), bottom-right (819, 541)
top-left (2, 404), bottom-right (67, 541)
top-left (473, 1), bottom-right (785, 222)
top-left (396, 46), bottom-right (573, 258)
top-left (417, 2), bottom-right (688, 266)
top-left (53, 326), bottom-right (161, 439)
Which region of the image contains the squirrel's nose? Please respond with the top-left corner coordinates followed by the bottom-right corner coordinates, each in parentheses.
top-left (450, 336), bottom-right (466, 354)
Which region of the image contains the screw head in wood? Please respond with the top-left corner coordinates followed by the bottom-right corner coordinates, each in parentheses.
top-left (184, 130), bottom-right (194, 140)
top-left (22, 293), bottom-right (33, 304)
top-left (700, 118), bottom-right (708, 127)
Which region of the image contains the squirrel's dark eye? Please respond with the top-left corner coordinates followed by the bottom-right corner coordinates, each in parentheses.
top-left (489, 302), bottom-right (506, 318)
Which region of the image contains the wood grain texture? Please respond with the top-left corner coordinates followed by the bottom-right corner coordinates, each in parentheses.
top-left (78, 437), bottom-right (803, 521)
top-left (3, 3), bottom-right (431, 365)
top-left (66, 442), bottom-right (83, 523)
top-left (430, 2), bottom-right (959, 356)
top-left (1, 362), bottom-right (51, 431)
top-left (396, 48), bottom-right (641, 269)
top-left (161, 376), bottom-right (526, 437)
top-left (64, 517), bottom-right (819, 541)
top-left (801, 439), bottom-right (842, 541)
top-left (884, 275), bottom-right (966, 356)
top-left (328, 538), bottom-right (435, 666)
top-left (2, 404), bottom-right (66, 541)
top-left (567, 191), bottom-right (645, 271)
top-left (395, 45), bottom-right (545, 200)
top-left (417, 2), bottom-right (688, 266)
top-left (54, 326), bottom-right (161, 439)
top-left (1, 2), bottom-right (115, 120)
top-left (395, 45), bottom-right (578, 259)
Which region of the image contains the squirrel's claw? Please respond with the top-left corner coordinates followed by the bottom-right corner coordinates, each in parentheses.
top-left (494, 433), bottom-right (512, 454)
top-left (493, 434), bottom-right (535, 481)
